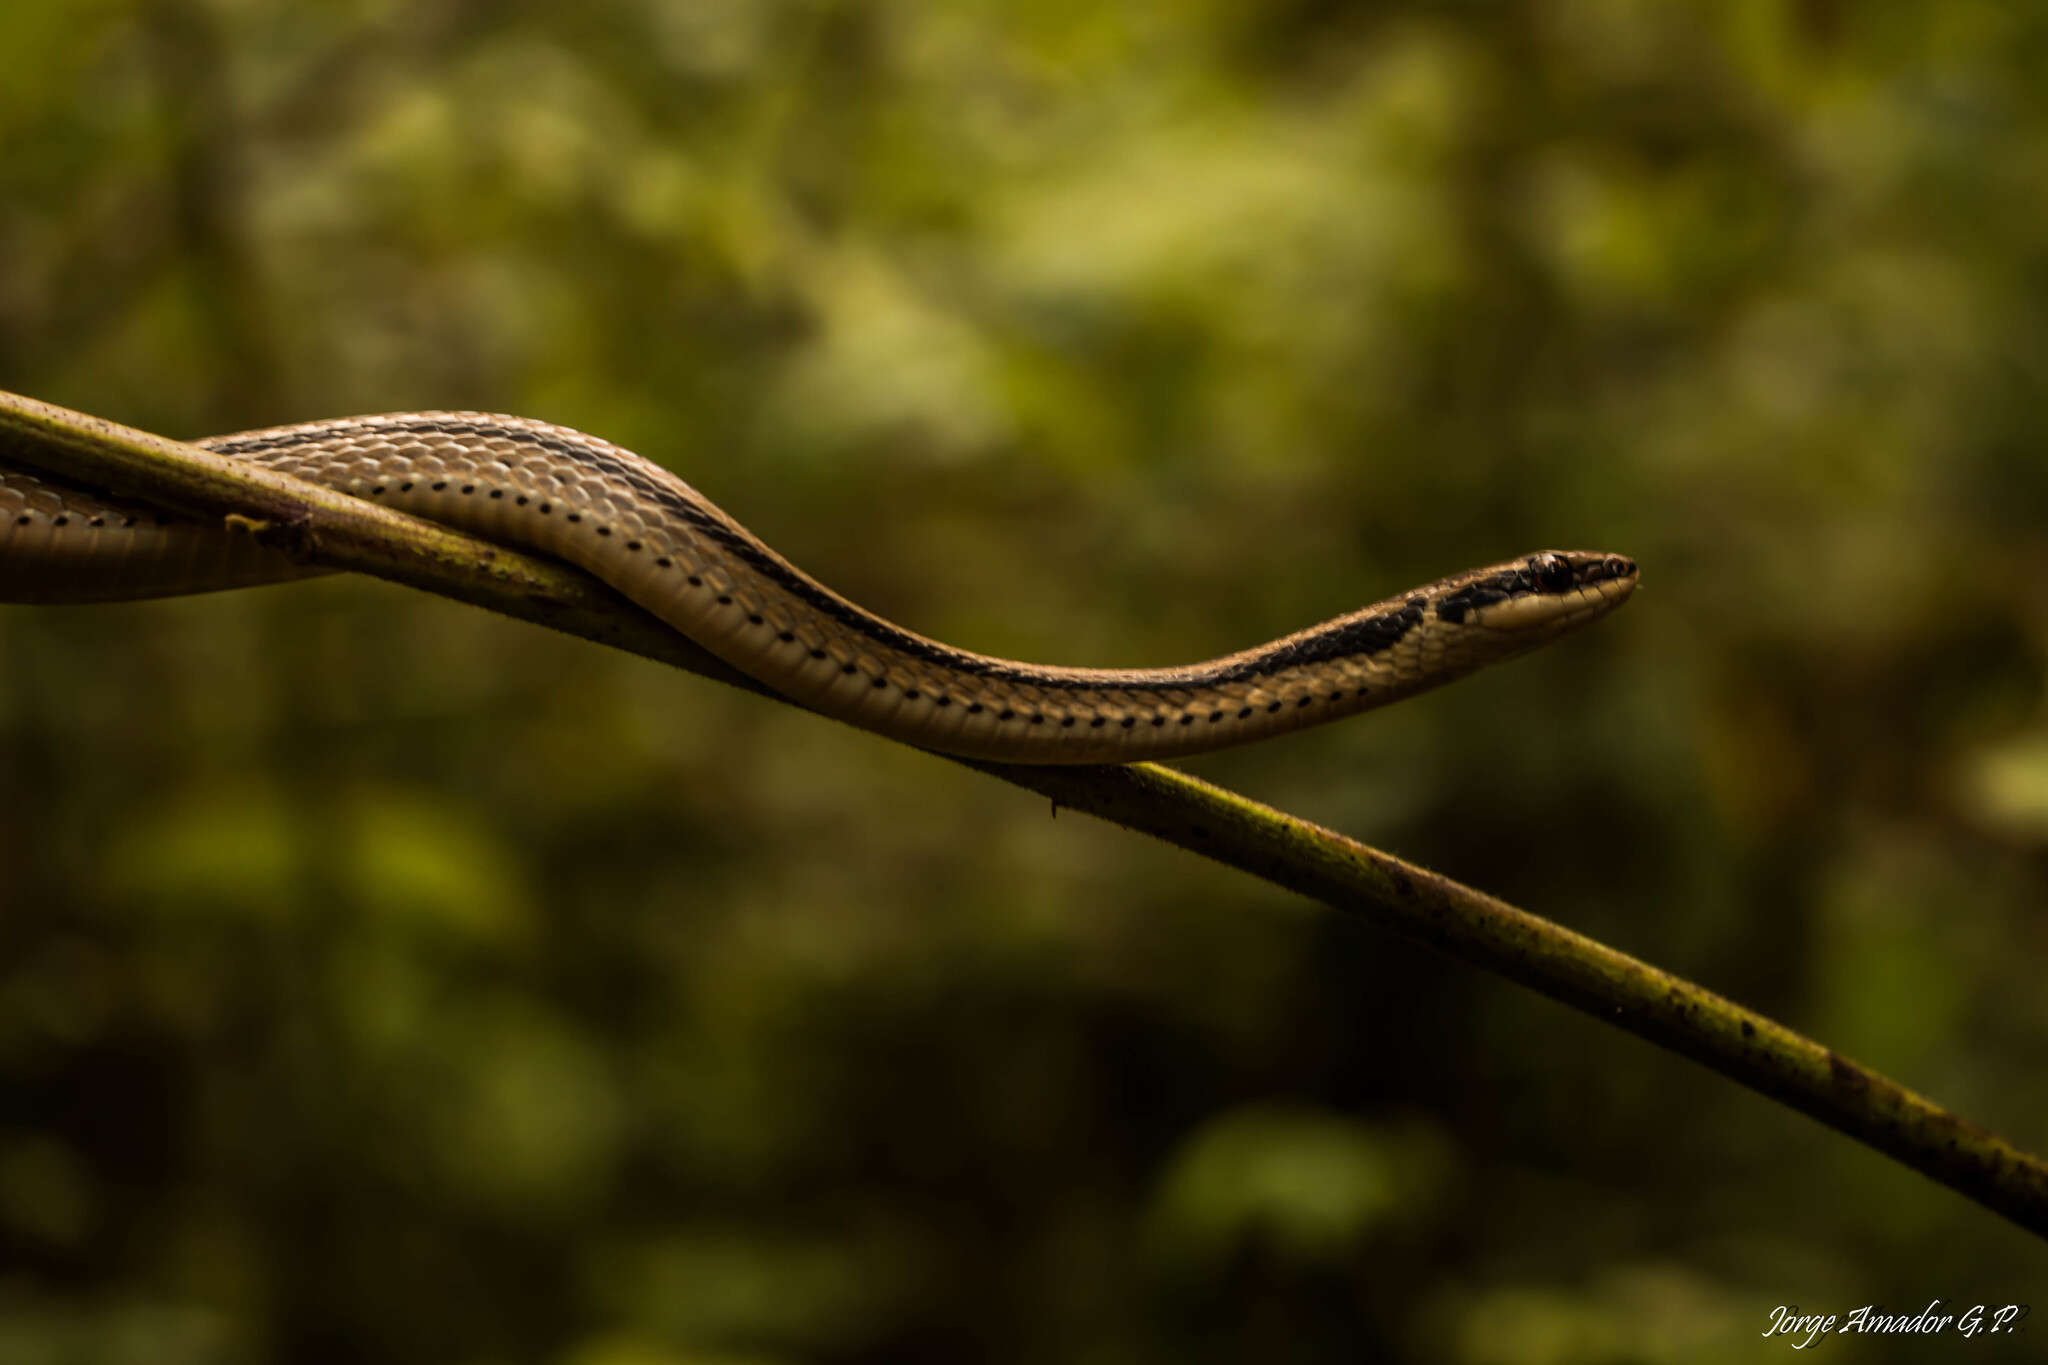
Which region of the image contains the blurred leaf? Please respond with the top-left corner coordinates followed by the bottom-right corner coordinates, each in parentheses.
top-left (422, 996), bottom-right (626, 1217)
top-left (103, 783), bottom-right (306, 921)
top-left (1810, 835), bottom-right (1970, 1075)
top-left (1427, 1265), bottom-right (1750, 1365)
top-left (1958, 728), bottom-right (2048, 844)
top-left (1145, 1105), bottom-right (1450, 1273)
top-left (338, 785), bottom-right (536, 946)
top-left (589, 1228), bottom-right (921, 1353)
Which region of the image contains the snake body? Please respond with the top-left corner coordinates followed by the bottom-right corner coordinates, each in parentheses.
top-left (0, 408), bottom-right (1637, 763)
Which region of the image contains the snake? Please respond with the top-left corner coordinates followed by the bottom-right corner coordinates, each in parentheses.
top-left (0, 397), bottom-right (1637, 763)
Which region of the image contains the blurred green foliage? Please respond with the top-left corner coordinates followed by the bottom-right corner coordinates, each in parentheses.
top-left (2, 0), bottom-right (2047, 1360)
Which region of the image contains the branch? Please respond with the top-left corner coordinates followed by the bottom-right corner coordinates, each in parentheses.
top-left (4, 389), bottom-right (2045, 1240)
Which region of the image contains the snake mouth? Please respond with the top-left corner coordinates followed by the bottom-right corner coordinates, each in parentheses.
top-left (1568, 553), bottom-right (1640, 610)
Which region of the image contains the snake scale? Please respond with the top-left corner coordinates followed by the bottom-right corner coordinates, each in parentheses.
top-left (0, 395), bottom-right (1637, 763)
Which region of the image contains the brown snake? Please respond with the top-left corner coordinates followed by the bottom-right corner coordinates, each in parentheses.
top-left (0, 397), bottom-right (1637, 762)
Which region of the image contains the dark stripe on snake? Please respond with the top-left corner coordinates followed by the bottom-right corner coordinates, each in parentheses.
top-left (208, 419), bottom-right (1458, 697)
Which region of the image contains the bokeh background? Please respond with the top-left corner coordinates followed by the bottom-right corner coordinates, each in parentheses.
top-left (3, 1), bottom-right (2046, 1360)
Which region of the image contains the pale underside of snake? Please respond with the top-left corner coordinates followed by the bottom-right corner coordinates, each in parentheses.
top-left (0, 407), bottom-right (1638, 763)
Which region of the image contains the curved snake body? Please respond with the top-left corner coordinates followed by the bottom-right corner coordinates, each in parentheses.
top-left (0, 410), bottom-right (1637, 762)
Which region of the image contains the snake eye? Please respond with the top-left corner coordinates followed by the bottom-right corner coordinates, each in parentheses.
top-left (1530, 553), bottom-right (1573, 592)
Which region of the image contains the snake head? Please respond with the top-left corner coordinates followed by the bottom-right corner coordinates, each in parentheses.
top-left (1433, 550), bottom-right (1638, 631)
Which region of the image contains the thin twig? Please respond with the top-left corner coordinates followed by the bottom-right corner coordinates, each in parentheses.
top-left (3, 388), bottom-right (2045, 1239)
